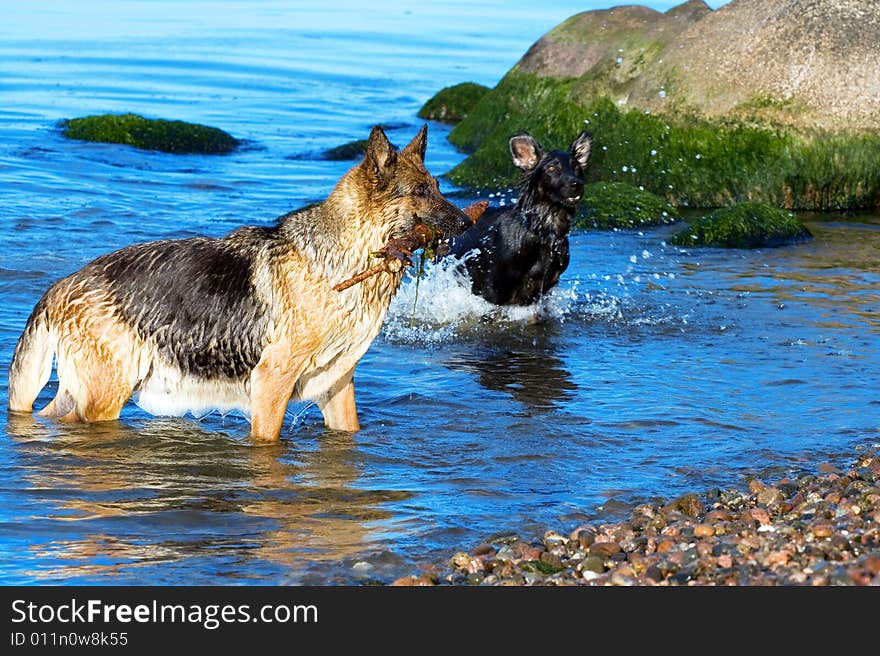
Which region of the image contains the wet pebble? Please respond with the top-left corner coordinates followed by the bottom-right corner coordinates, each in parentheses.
top-left (399, 447), bottom-right (880, 586)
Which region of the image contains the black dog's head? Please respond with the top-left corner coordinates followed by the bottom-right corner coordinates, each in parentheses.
top-left (509, 130), bottom-right (592, 211)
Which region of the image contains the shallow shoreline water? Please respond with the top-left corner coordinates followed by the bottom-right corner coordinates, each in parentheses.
top-left (394, 444), bottom-right (880, 586)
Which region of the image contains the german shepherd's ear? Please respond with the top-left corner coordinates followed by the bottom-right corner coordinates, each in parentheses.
top-left (571, 130), bottom-right (593, 169)
top-left (365, 126), bottom-right (398, 180)
top-left (402, 124), bottom-right (428, 162)
top-left (509, 133), bottom-right (542, 171)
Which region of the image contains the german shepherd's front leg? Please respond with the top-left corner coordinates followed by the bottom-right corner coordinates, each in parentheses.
top-left (249, 342), bottom-right (307, 442)
top-left (317, 366), bottom-right (359, 432)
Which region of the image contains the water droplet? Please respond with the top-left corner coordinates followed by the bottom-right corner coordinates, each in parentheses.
top-left (650, 149), bottom-right (657, 156)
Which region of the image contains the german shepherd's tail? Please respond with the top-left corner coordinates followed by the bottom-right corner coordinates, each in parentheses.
top-left (8, 298), bottom-right (54, 413)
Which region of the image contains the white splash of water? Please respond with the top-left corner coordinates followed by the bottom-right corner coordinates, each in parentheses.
top-left (383, 255), bottom-right (587, 344)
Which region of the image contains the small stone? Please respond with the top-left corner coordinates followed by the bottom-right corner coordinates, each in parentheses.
top-left (663, 494), bottom-right (704, 517)
top-left (539, 552), bottom-right (563, 570)
top-left (472, 544), bottom-right (495, 557)
top-left (466, 572), bottom-right (484, 585)
top-left (757, 487), bottom-right (785, 506)
top-left (657, 540), bottom-right (675, 554)
top-left (694, 524), bottom-right (715, 538)
top-left (749, 480), bottom-right (766, 494)
top-left (451, 552), bottom-right (472, 569)
top-left (818, 462), bottom-right (840, 474)
top-left (581, 556), bottom-right (605, 573)
top-left (812, 523), bottom-right (834, 538)
top-left (717, 554), bottom-right (733, 568)
top-left (522, 547), bottom-right (542, 562)
top-left (864, 555), bottom-right (880, 576)
top-left (390, 575), bottom-right (419, 586)
top-left (748, 508), bottom-right (772, 526)
top-left (589, 542), bottom-right (622, 558)
top-left (763, 551), bottom-right (790, 568)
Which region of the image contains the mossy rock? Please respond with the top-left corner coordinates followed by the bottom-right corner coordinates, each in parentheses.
top-left (443, 71), bottom-right (880, 212)
top-left (669, 202), bottom-right (812, 248)
top-left (62, 113), bottom-right (240, 154)
top-left (417, 82), bottom-right (489, 124)
top-left (322, 139), bottom-right (369, 160)
top-left (577, 181), bottom-right (679, 230)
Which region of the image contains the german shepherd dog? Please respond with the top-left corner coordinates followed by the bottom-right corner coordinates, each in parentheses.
top-left (449, 131), bottom-right (592, 306)
top-left (8, 126), bottom-right (471, 441)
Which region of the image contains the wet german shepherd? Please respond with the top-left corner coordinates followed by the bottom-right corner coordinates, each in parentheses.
top-left (450, 131), bottom-right (592, 305)
top-left (8, 126), bottom-right (470, 441)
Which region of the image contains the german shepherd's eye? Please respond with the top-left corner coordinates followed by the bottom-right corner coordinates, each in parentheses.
top-left (412, 183), bottom-right (432, 197)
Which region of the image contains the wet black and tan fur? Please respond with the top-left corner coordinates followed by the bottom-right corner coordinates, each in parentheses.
top-left (8, 126), bottom-right (470, 441)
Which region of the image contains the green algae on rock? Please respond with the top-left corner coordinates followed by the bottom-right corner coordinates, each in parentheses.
top-left (418, 82), bottom-right (489, 124)
top-left (669, 202), bottom-right (812, 248)
top-left (440, 1), bottom-right (880, 212)
top-left (322, 139), bottom-right (369, 160)
top-left (62, 113), bottom-right (240, 154)
top-left (578, 181), bottom-right (679, 230)
top-left (446, 72), bottom-right (880, 212)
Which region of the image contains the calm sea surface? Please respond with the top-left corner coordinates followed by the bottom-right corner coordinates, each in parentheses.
top-left (2, 0), bottom-right (877, 585)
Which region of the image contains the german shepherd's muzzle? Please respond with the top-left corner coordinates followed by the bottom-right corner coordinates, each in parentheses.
top-left (8, 125), bottom-right (470, 441)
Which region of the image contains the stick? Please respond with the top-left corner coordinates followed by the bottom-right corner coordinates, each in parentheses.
top-left (332, 200), bottom-right (488, 292)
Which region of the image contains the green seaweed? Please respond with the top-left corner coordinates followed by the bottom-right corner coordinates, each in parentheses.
top-left (417, 82), bottom-right (489, 124)
top-left (322, 139), bottom-right (369, 160)
top-left (520, 560), bottom-right (565, 575)
top-left (445, 71), bottom-right (880, 211)
top-left (669, 202), bottom-right (812, 248)
top-left (62, 113), bottom-right (240, 154)
top-left (578, 181), bottom-right (679, 229)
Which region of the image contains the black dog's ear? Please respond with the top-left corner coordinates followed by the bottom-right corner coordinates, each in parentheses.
top-left (402, 124), bottom-right (428, 162)
top-left (509, 133), bottom-right (542, 171)
top-left (365, 126), bottom-right (397, 179)
top-left (571, 130), bottom-right (593, 169)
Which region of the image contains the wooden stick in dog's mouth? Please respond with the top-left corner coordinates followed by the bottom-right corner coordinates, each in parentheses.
top-left (332, 200), bottom-right (488, 292)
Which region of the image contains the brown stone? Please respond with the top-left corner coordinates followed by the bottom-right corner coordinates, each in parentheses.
top-left (747, 508), bottom-right (772, 526)
top-left (663, 494), bottom-right (704, 517)
top-left (589, 542), bottom-right (622, 558)
top-left (748, 480), bottom-right (766, 494)
top-left (763, 551), bottom-right (790, 567)
top-left (757, 487), bottom-right (785, 506)
top-left (472, 544), bottom-right (495, 557)
top-left (864, 555), bottom-right (880, 576)
top-left (717, 554), bottom-right (733, 568)
top-left (812, 523), bottom-right (834, 538)
top-left (694, 524), bottom-right (714, 538)
top-left (390, 575), bottom-right (419, 586)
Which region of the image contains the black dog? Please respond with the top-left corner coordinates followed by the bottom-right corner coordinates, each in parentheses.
top-left (449, 130), bottom-right (592, 306)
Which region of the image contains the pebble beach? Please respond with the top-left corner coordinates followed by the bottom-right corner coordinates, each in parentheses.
top-left (393, 445), bottom-right (880, 586)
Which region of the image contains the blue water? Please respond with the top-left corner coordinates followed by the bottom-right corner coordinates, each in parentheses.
top-left (1, 0), bottom-right (877, 585)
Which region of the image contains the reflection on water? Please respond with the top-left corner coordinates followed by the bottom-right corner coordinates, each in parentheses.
top-left (446, 325), bottom-right (577, 412)
top-left (4, 414), bottom-right (410, 583)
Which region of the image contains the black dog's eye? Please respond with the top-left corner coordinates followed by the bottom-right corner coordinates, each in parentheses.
top-left (413, 183), bottom-right (431, 197)
top-left (545, 164), bottom-right (559, 173)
